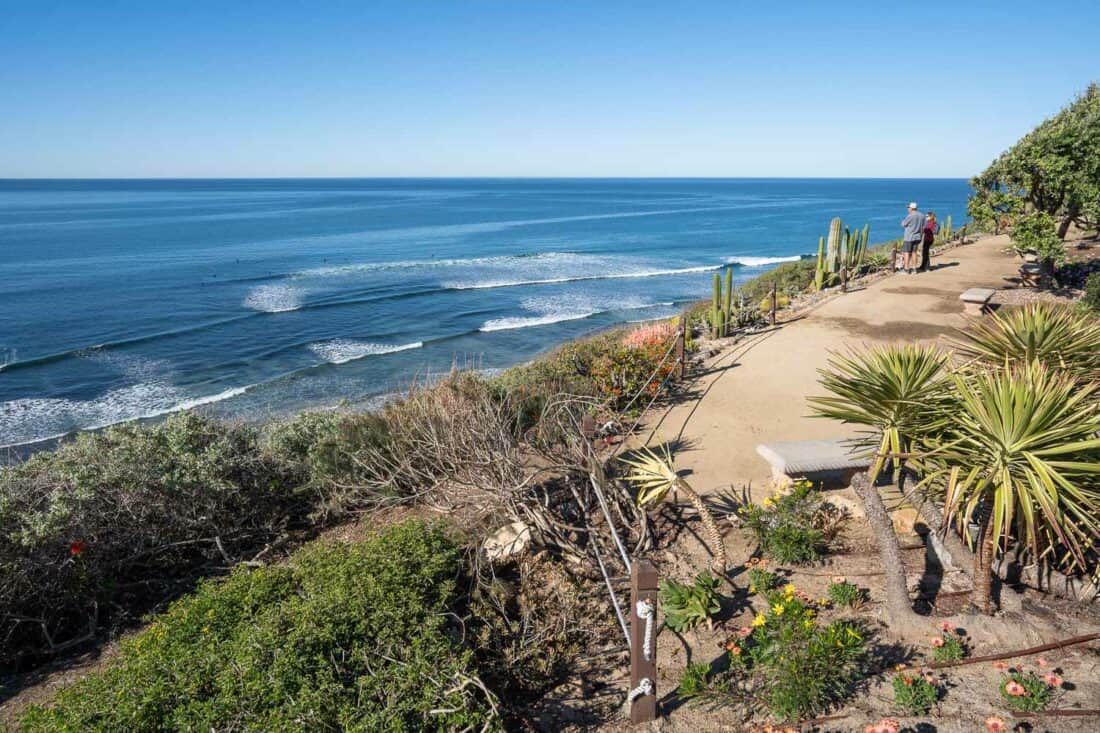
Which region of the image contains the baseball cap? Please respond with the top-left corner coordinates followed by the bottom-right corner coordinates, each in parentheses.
top-left (908, 202), bottom-right (918, 209)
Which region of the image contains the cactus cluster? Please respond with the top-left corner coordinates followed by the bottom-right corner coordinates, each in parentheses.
top-left (710, 267), bottom-right (760, 337)
top-left (939, 215), bottom-right (953, 243)
top-left (814, 217), bottom-right (869, 290)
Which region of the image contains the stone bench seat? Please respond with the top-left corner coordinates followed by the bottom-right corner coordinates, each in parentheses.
top-left (959, 287), bottom-right (996, 315)
top-left (756, 439), bottom-right (871, 486)
top-left (1019, 263), bottom-right (1041, 288)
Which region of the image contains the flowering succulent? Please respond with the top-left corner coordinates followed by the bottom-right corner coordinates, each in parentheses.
top-left (998, 668), bottom-right (1055, 712)
top-left (984, 716), bottom-right (1007, 732)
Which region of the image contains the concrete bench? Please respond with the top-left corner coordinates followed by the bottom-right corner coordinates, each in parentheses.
top-left (959, 287), bottom-right (996, 316)
top-left (1019, 263), bottom-right (1041, 288)
top-left (756, 439), bottom-right (871, 487)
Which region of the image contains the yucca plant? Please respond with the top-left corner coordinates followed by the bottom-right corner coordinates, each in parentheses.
top-left (809, 344), bottom-right (951, 480)
top-left (951, 303), bottom-right (1100, 384)
top-left (921, 362), bottom-right (1100, 613)
top-left (620, 444), bottom-right (727, 572)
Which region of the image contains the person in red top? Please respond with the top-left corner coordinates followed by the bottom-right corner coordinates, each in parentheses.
top-left (920, 211), bottom-right (939, 272)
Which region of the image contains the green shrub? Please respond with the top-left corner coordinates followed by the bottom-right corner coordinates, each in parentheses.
top-left (930, 623), bottom-right (967, 663)
top-left (1011, 212), bottom-right (1065, 266)
top-left (739, 259), bottom-right (817, 303)
top-left (1084, 272), bottom-right (1100, 312)
top-left (892, 669), bottom-right (940, 714)
top-left (746, 565), bottom-right (779, 594)
top-left (826, 578), bottom-right (864, 608)
top-left (19, 521), bottom-right (501, 732)
top-left (690, 583), bottom-right (865, 720)
top-left (999, 669), bottom-right (1053, 712)
top-left (677, 662), bottom-right (711, 699)
top-left (739, 481), bottom-right (844, 564)
top-left (659, 572), bottom-right (721, 632)
top-left (0, 413), bottom-right (303, 667)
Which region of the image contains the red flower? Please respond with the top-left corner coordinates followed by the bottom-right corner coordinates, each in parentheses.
top-left (69, 540), bottom-right (87, 558)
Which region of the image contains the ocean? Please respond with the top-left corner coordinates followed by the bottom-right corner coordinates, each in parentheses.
top-left (0, 178), bottom-right (970, 449)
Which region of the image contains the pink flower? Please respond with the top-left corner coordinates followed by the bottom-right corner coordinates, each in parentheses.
top-left (1004, 680), bottom-right (1027, 696)
top-left (992, 661), bottom-right (1009, 672)
top-left (939, 620), bottom-right (954, 632)
top-left (985, 716), bottom-right (1007, 733)
top-left (931, 636), bottom-right (945, 648)
top-left (1036, 657), bottom-right (1049, 668)
top-left (865, 720), bottom-right (900, 733)
top-left (1043, 672), bottom-right (1063, 687)
top-left (737, 626), bottom-right (752, 639)
top-left (831, 575), bottom-right (846, 584)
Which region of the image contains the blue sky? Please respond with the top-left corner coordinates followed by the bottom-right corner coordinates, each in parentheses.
top-left (1, 1), bottom-right (1097, 178)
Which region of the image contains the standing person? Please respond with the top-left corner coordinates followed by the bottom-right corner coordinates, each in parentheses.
top-left (900, 202), bottom-right (924, 274)
top-left (920, 211), bottom-right (939, 272)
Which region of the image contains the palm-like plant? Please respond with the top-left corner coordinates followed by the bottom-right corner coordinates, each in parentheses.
top-left (921, 362), bottom-right (1100, 613)
top-left (950, 303), bottom-right (1100, 384)
top-left (809, 344), bottom-right (951, 480)
top-left (620, 445), bottom-right (727, 572)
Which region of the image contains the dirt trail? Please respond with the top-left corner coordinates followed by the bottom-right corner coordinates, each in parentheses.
top-left (646, 234), bottom-right (1020, 496)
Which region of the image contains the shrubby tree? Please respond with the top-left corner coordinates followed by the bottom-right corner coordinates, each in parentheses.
top-left (969, 83), bottom-right (1100, 238)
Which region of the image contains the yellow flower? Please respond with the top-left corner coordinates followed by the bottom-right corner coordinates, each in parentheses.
top-left (762, 497), bottom-right (774, 508)
top-left (803, 619), bottom-right (814, 629)
top-left (803, 608), bottom-right (815, 617)
top-left (782, 583), bottom-right (796, 597)
top-left (748, 585), bottom-right (756, 594)
top-left (752, 613), bottom-right (767, 627)
top-left (201, 626), bottom-right (210, 634)
top-left (772, 603), bottom-right (785, 615)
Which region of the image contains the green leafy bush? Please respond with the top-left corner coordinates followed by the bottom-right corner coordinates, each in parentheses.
top-left (739, 259), bottom-right (817, 303)
top-left (739, 481), bottom-right (844, 564)
top-left (19, 521), bottom-right (501, 732)
top-left (677, 662), bottom-right (711, 698)
top-left (930, 623), bottom-right (968, 663)
top-left (659, 572), bottom-right (721, 632)
top-left (692, 584), bottom-right (865, 720)
top-left (0, 413), bottom-right (303, 667)
top-left (826, 578), bottom-right (864, 608)
top-left (892, 669), bottom-right (940, 714)
top-left (1011, 212), bottom-right (1066, 266)
top-left (1084, 272), bottom-right (1100, 312)
top-left (746, 565), bottom-right (779, 594)
top-left (999, 669), bottom-right (1053, 712)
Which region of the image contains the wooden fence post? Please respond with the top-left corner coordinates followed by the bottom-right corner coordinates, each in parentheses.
top-left (676, 320), bottom-right (686, 380)
top-left (891, 242), bottom-right (898, 271)
top-left (629, 560), bottom-right (658, 724)
top-left (769, 283), bottom-right (777, 326)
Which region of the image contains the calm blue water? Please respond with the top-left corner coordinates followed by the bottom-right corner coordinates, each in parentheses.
top-left (0, 178), bottom-right (969, 448)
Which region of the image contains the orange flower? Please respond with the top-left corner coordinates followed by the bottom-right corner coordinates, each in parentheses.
top-left (992, 661), bottom-right (1009, 672)
top-left (985, 716), bottom-right (1007, 733)
top-left (931, 636), bottom-right (945, 648)
top-left (864, 719), bottom-right (900, 733)
top-left (1004, 680), bottom-right (1027, 696)
top-left (831, 575), bottom-right (846, 584)
top-left (1043, 672), bottom-right (1063, 687)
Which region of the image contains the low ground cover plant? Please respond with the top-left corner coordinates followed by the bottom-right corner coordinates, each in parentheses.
top-left (891, 668), bottom-right (940, 714)
top-left (997, 667), bottom-right (1056, 712)
top-left (929, 622), bottom-right (967, 663)
top-left (681, 583), bottom-right (866, 722)
top-left (19, 521), bottom-right (501, 732)
top-left (659, 572), bottom-right (721, 632)
top-left (739, 481), bottom-right (844, 564)
top-left (826, 576), bottom-right (864, 608)
top-left (746, 562), bottom-right (779, 595)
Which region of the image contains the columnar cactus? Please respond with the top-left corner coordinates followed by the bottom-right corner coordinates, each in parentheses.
top-left (826, 217), bottom-right (843, 273)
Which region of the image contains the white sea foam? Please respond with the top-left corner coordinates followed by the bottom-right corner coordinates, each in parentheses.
top-left (723, 255), bottom-right (804, 267)
top-left (479, 312), bottom-right (596, 332)
top-left (446, 265), bottom-right (717, 291)
top-left (0, 382), bottom-right (253, 449)
top-left (308, 339), bottom-right (423, 364)
top-left (478, 295), bottom-right (670, 332)
top-left (243, 284), bottom-right (305, 312)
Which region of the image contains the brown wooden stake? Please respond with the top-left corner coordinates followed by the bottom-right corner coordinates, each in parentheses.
top-left (769, 283), bottom-right (777, 326)
top-left (629, 560), bottom-right (658, 724)
top-left (891, 242), bottom-right (898, 271)
top-left (928, 632), bottom-right (1100, 669)
top-left (840, 265), bottom-right (848, 292)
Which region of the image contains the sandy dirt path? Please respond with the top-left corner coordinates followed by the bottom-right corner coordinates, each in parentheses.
top-left (643, 234), bottom-right (1020, 497)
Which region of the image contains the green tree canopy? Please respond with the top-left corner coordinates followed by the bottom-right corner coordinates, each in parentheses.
top-left (970, 83), bottom-right (1100, 238)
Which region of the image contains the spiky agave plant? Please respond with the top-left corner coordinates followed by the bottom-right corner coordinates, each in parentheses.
top-left (951, 302), bottom-right (1100, 384)
top-left (922, 362), bottom-right (1100, 613)
top-left (620, 444), bottom-right (727, 572)
top-left (808, 344), bottom-right (951, 480)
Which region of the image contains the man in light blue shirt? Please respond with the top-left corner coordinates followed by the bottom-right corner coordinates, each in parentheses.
top-left (900, 202), bottom-right (924, 274)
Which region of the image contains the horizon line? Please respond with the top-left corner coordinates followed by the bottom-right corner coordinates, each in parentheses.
top-left (1, 175), bottom-right (972, 181)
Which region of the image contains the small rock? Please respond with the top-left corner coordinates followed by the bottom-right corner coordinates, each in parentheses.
top-left (483, 521), bottom-right (533, 563)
